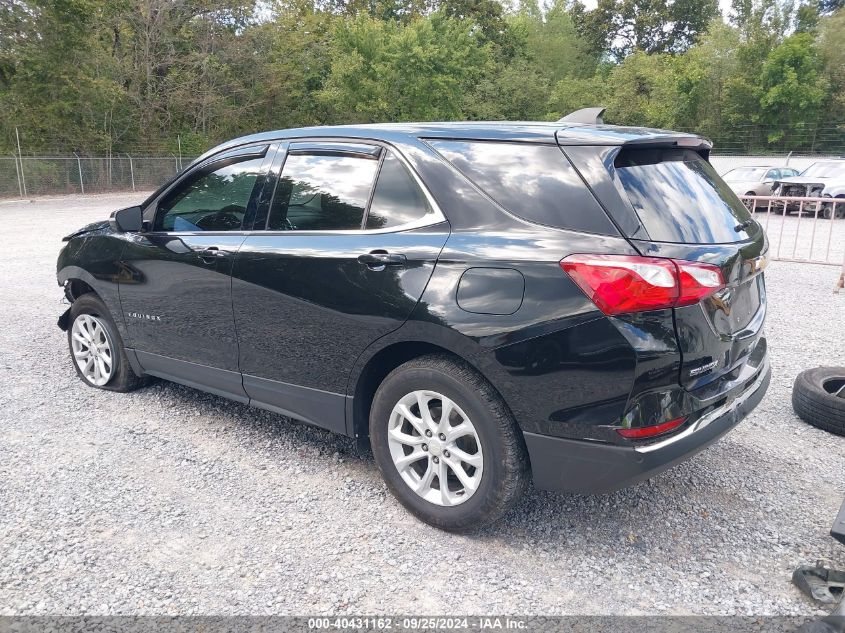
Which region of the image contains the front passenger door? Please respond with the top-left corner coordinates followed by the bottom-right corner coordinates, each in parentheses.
top-left (120, 144), bottom-right (276, 400)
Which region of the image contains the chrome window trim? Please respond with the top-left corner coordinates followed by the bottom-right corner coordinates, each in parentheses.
top-left (145, 136), bottom-right (448, 237)
top-left (260, 137), bottom-right (447, 235)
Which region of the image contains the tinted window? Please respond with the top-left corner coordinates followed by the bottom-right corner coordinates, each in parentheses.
top-left (268, 153), bottom-right (379, 231)
top-left (428, 140), bottom-right (617, 234)
top-left (366, 152), bottom-right (433, 230)
top-left (765, 169), bottom-right (780, 180)
top-left (615, 148), bottom-right (752, 244)
top-left (156, 157), bottom-right (264, 232)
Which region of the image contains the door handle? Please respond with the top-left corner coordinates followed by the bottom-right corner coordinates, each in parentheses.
top-left (357, 251), bottom-right (407, 269)
top-left (198, 247), bottom-right (230, 263)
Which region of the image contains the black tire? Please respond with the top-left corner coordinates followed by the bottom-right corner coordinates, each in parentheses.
top-left (369, 354), bottom-right (529, 532)
top-left (835, 196), bottom-right (845, 219)
top-left (792, 367), bottom-right (845, 436)
top-left (67, 293), bottom-right (148, 392)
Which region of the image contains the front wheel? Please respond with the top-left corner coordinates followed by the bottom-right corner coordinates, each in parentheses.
top-left (67, 294), bottom-right (148, 392)
top-left (369, 354), bottom-right (529, 532)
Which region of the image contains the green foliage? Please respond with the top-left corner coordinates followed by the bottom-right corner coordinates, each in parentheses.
top-left (758, 33), bottom-right (829, 143)
top-left (0, 0), bottom-right (843, 155)
top-left (319, 12), bottom-right (488, 121)
top-left (573, 0), bottom-right (719, 60)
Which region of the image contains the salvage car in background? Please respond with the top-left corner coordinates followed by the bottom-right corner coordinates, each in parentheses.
top-left (772, 160), bottom-right (845, 218)
top-left (723, 166), bottom-right (799, 210)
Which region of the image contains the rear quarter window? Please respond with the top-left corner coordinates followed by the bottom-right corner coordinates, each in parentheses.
top-left (427, 140), bottom-right (618, 235)
top-left (614, 148), bottom-right (753, 244)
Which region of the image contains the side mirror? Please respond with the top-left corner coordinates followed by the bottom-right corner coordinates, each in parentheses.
top-left (109, 205), bottom-right (143, 233)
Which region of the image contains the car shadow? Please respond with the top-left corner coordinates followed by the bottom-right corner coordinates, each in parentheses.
top-left (135, 378), bottom-right (829, 565)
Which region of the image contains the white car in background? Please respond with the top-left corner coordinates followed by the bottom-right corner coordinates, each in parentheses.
top-left (772, 160), bottom-right (845, 218)
top-left (722, 166), bottom-right (800, 210)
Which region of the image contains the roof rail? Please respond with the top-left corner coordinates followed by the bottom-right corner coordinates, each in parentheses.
top-left (558, 107), bottom-right (606, 125)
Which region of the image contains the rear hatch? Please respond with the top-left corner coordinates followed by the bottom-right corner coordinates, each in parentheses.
top-left (565, 142), bottom-right (767, 391)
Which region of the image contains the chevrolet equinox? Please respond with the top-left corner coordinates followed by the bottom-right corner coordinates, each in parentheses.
top-left (56, 120), bottom-right (771, 531)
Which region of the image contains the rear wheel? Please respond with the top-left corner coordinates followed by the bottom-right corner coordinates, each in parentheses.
top-left (67, 294), bottom-right (148, 392)
top-left (369, 354), bottom-right (529, 532)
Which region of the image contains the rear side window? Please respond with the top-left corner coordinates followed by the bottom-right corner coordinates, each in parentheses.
top-left (615, 148), bottom-right (752, 244)
top-left (366, 152), bottom-right (433, 230)
top-left (428, 140), bottom-right (617, 235)
top-left (268, 153), bottom-right (379, 231)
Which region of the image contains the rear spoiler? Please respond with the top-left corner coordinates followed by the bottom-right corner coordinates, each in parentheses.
top-left (558, 107), bottom-right (606, 125)
top-left (557, 107), bottom-right (712, 155)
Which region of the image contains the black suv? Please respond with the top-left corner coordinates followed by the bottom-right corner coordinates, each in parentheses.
top-left (57, 121), bottom-right (770, 531)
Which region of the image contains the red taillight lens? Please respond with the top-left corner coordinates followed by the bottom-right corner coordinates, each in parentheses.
top-left (560, 254), bottom-right (724, 316)
top-left (617, 417), bottom-right (686, 439)
top-left (675, 261), bottom-right (725, 307)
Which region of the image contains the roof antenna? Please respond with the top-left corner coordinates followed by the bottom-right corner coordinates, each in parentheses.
top-left (558, 107), bottom-right (606, 125)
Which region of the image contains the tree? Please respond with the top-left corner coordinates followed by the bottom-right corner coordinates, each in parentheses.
top-left (674, 20), bottom-right (742, 141)
top-left (604, 51), bottom-right (682, 127)
top-left (816, 8), bottom-right (845, 123)
top-left (572, 0), bottom-right (719, 60)
top-left (758, 33), bottom-right (830, 148)
top-left (319, 12), bottom-right (489, 122)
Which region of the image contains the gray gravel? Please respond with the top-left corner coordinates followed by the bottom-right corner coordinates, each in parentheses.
top-left (1, 192), bottom-right (844, 616)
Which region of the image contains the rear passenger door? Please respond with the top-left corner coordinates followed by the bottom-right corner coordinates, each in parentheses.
top-left (231, 141), bottom-right (450, 433)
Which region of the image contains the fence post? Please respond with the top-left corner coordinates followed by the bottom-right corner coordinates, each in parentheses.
top-left (11, 154), bottom-right (23, 198)
top-left (177, 135), bottom-right (182, 171)
top-left (127, 153), bottom-right (135, 192)
top-left (73, 152), bottom-right (85, 195)
top-left (14, 127), bottom-right (27, 197)
top-left (172, 154), bottom-right (179, 174)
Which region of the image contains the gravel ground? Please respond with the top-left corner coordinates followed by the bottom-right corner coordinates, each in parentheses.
top-left (1, 192), bottom-right (844, 617)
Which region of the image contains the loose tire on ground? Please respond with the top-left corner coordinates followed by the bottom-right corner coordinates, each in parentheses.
top-left (792, 367), bottom-right (845, 436)
top-left (67, 293), bottom-right (149, 392)
top-left (369, 354), bottom-right (529, 532)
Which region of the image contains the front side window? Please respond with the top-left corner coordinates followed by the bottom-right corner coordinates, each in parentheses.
top-left (156, 157), bottom-right (264, 232)
top-left (268, 153), bottom-right (379, 231)
top-left (365, 152), bottom-right (433, 230)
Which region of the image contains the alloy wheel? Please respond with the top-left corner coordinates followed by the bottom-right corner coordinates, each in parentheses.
top-left (71, 314), bottom-right (114, 386)
top-left (387, 390), bottom-right (484, 506)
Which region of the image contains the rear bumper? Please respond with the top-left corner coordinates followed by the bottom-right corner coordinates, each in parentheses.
top-left (524, 358), bottom-right (771, 493)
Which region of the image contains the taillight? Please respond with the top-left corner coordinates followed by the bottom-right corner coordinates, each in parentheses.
top-left (617, 417), bottom-right (686, 439)
top-left (560, 254), bottom-right (725, 316)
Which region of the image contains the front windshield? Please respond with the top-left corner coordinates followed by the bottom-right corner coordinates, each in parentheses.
top-left (723, 167), bottom-right (766, 182)
top-left (800, 162), bottom-right (845, 178)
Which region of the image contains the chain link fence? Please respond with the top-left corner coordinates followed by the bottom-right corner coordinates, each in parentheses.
top-left (2, 151), bottom-right (843, 198)
top-left (0, 156), bottom-right (197, 198)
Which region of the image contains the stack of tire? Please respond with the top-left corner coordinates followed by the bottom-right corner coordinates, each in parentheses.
top-left (792, 367), bottom-right (845, 436)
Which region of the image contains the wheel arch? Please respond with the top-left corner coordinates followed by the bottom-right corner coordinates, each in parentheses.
top-left (58, 266), bottom-right (102, 300)
top-left (57, 265), bottom-right (129, 341)
top-left (346, 334), bottom-right (516, 442)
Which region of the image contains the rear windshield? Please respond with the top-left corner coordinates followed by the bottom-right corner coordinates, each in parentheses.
top-left (428, 140), bottom-right (618, 235)
top-left (615, 148), bottom-right (752, 244)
